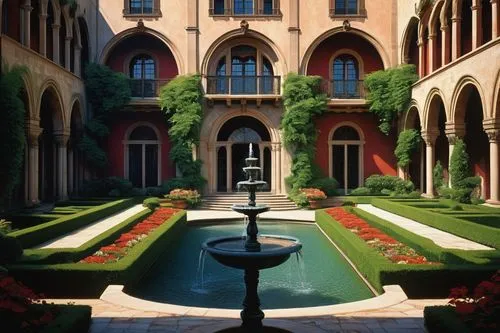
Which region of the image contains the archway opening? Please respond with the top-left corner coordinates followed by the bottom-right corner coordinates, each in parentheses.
top-left (427, 94), bottom-right (449, 184)
top-left (14, 87), bottom-right (30, 206)
top-left (405, 107), bottom-right (424, 192)
top-left (78, 17), bottom-right (90, 75)
top-left (482, 0), bottom-right (492, 44)
top-left (69, 101), bottom-right (83, 195)
top-left (46, 1), bottom-right (54, 61)
top-left (125, 125), bottom-right (161, 188)
top-left (30, 0), bottom-right (40, 52)
top-left (402, 17), bottom-right (419, 72)
top-left (216, 116), bottom-right (271, 192)
top-left (330, 125), bottom-right (363, 194)
top-left (460, 0), bottom-right (473, 56)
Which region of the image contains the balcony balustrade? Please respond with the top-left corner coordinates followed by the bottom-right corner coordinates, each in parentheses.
top-left (130, 79), bottom-right (171, 98)
top-left (322, 79), bottom-right (365, 99)
top-left (206, 76), bottom-right (281, 95)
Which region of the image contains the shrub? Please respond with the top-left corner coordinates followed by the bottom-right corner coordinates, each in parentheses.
top-left (166, 189), bottom-right (201, 207)
top-left (395, 129), bottom-right (421, 168)
top-left (142, 198), bottom-right (160, 211)
top-left (300, 188), bottom-right (327, 200)
top-left (0, 234), bottom-right (23, 264)
top-left (0, 219), bottom-right (13, 235)
top-left (309, 177), bottom-right (339, 196)
top-left (80, 177), bottom-right (133, 197)
top-left (145, 187), bottom-right (165, 197)
top-left (450, 139), bottom-right (471, 189)
top-left (433, 160), bottom-right (445, 190)
top-left (342, 201), bottom-right (356, 207)
top-left (450, 204), bottom-right (464, 211)
top-left (365, 175), bottom-right (414, 195)
top-left (350, 187), bottom-right (373, 196)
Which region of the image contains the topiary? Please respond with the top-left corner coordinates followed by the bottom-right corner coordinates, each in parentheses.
top-left (433, 160), bottom-right (445, 190)
top-left (143, 197), bottom-right (160, 211)
top-left (350, 187), bottom-right (373, 196)
top-left (308, 178), bottom-right (339, 197)
top-left (395, 129), bottom-right (421, 168)
top-left (449, 139), bottom-right (471, 189)
top-left (0, 234), bottom-right (23, 264)
top-left (364, 175), bottom-right (415, 195)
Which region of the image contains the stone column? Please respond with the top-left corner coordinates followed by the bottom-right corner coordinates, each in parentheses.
top-left (226, 144), bottom-right (232, 193)
top-left (67, 146), bottom-right (74, 195)
top-left (417, 40), bottom-right (425, 77)
top-left (74, 45), bottom-right (82, 77)
top-left (441, 25), bottom-right (451, 65)
top-left (27, 128), bottom-right (42, 206)
top-left (22, 1), bottom-right (32, 47)
top-left (288, 0), bottom-right (300, 73)
top-left (427, 34), bottom-right (437, 72)
top-left (186, 0), bottom-right (199, 74)
top-left (451, 17), bottom-right (462, 60)
top-left (259, 144), bottom-right (264, 181)
top-left (445, 123), bottom-right (465, 187)
top-left (487, 130), bottom-right (500, 202)
top-left (492, 0), bottom-right (499, 39)
top-left (52, 23), bottom-right (61, 64)
top-left (422, 132), bottom-right (438, 197)
top-left (65, 36), bottom-right (72, 70)
top-left (471, 0), bottom-right (483, 49)
top-left (55, 133), bottom-right (69, 200)
top-left (39, 13), bottom-right (48, 56)
top-left (208, 145), bottom-right (214, 193)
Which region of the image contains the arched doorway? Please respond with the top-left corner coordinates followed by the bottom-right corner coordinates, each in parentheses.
top-left (329, 124), bottom-right (364, 194)
top-left (124, 124), bottom-right (161, 188)
top-left (426, 92), bottom-right (449, 189)
top-left (216, 116), bottom-right (272, 192)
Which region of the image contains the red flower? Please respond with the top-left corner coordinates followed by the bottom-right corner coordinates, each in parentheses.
top-left (456, 302), bottom-right (477, 315)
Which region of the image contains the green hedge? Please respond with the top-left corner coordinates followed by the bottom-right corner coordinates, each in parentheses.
top-left (424, 306), bottom-right (471, 333)
top-left (20, 208), bottom-right (151, 264)
top-left (39, 304), bottom-right (92, 333)
top-left (8, 210), bottom-right (187, 297)
top-left (316, 210), bottom-right (498, 297)
top-left (8, 198), bottom-right (136, 248)
top-left (372, 199), bottom-right (500, 249)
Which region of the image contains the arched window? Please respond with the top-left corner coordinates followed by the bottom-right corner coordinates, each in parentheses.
top-left (130, 0), bottom-right (153, 14)
top-left (125, 125), bottom-right (161, 188)
top-left (228, 127), bottom-right (262, 143)
top-left (234, 0), bottom-right (253, 15)
top-left (130, 54), bottom-right (156, 97)
top-left (231, 46), bottom-right (257, 94)
top-left (335, 0), bottom-right (358, 15)
top-left (332, 54), bottom-right (360, 98)
top-left (329, 125), bottom-right (364, 194)
top-left (215, 57), bottom-right (227, 93)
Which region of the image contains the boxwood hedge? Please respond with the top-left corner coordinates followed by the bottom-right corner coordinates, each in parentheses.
top-left (424, 306), bottom-right (471, 333)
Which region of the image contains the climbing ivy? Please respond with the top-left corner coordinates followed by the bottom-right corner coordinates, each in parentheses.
top-left (159, 75), bottom-right (205, 190)
top-left (365, 65), bottom-right (419, 135)
top-left (79, 63), bottom-right (131, 169)
top-left (0, 64), bottom-right (27, 206)
top-left (282, 73), bottom-right (327, 194)
top-left (394, 129), bottom-right (421, 168)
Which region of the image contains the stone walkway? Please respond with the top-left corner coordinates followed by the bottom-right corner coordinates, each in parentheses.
top-left (36, 204), bottom-right (146, 249)
top-left (357, 204), bottom-right (493, 251)
top-left (47, 297), bottom-right (448, 332)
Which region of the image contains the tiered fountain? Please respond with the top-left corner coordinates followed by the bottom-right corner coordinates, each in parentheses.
top-left (202, 144), bottom-right (302, 332)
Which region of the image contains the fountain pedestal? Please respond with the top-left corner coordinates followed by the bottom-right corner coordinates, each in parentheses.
top-left (202, 144), bottom-right (302, 332)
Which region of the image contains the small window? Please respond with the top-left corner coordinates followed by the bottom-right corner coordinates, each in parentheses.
top-left (234, 0), bottom-right (254, 15)
top-left (330, 0), bottom-right (365, 17)
top-left (124, 0), bottom-right (160, 16)
top-left (130, 54), bottom-right (156, 97)
top-left (332, 126), bottom-right (360, 140)
top-left (209, 0), bottom-right (280, 16)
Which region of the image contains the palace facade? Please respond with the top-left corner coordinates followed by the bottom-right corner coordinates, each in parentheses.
top-left (1, 0), bottom-right (499, 204)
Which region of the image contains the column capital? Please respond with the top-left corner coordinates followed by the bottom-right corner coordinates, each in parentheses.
top-left (39, 13), bottom-right (48, 19)
top-left (491, 0), bottom-right (498, 4)
top-left (470, 4), bottom-right (482, 10)
top-left (428, 33), bottom-right (437, 40)
top-left (54, 133), bottom-right (70, 146)
top-left (446, 133), bottom-right (462, 145)
top-left (22, 4), bottom-right (33, 11)
top-left (28, 128), bottom-right (42, 147)
top-left (65, 36), bottom-right (73, 41)
top-left (52, 23), bottom-right (61, 29)
top-left (440, 24), bottom-right (449, 31)
top-left (451, 17), bottom-right (462, 22)
top-left (445, 122), bottom-right (466, 138)
top-left (486, 129), bottom-right (500, 143)
top-left (421, 130), bottom-right (439, 146)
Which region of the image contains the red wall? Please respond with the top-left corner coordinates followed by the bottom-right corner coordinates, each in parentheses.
top-left (4, 1), bottom-right (21, 42)
top-left (105, 34), bottom-right (178, 79)
top-left (307, 32), bottom-right (384, 79)
top-left (314, 113), bottom-right (397, 181)
top-left (106, 112), bottom-right (175, 182)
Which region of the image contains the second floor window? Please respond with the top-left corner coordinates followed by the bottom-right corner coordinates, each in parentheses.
top-left (332, 54), bottom-right (360, 98)
top-left (234, 0), bottom-right (254, 15)
top-left (210, 0), bottom-right (279, 16)
top-left (334, 0), bottom-right (358, 15)
top-left (129, 0), bottom-right (153, 14)
top-left (130, 54), bottom-right (156, 97)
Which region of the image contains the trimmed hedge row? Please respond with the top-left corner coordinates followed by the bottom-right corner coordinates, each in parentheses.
top-left (316, 210), bottom-right (498, 298)
top-left (8, 198), bottom-right (137, 248)
top-left (424, 306), bottom-right (471, 333)
top-left (372, 199), bottom-right (500, 249)
top-left (8, 210), bottom-right (187, 297)
top-left (21, 208), bottom-right (151, 264)
top-left (39, 305), bottom-right (92, 333)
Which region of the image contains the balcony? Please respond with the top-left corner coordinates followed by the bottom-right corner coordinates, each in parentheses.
top-left (320, 79), bottom-right (367, 110)
top-left (130, 79), bottom-right (171, 98)
top-left (206, 76), bottom-right (281, 95)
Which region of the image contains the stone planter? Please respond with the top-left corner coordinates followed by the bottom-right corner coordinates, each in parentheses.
top-left (308, 200), bottom-right (322, 209)
top-left (171, 199), bottom-right (189, 209)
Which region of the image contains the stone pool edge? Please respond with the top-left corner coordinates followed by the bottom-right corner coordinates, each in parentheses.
top-left (100, 284), bottom-right (408, 318)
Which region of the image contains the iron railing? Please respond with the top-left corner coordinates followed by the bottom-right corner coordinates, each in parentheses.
top-left (130, 79), bottom-right (171, 98)
top-left (206, 76), bottom-right (281, 95)
top-left (322, 79), bottom-right (365, 99)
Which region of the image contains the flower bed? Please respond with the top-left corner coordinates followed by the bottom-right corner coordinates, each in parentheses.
top-left (79, 208), bottom-right (179, 264)
top-left (325, 207), bottom-right (435, 265)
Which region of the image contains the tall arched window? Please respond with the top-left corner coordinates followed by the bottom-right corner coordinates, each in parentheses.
top-left (125, 125), bottom-right (161, 188)
top-left (332, 54), bottom-right (359, 98)
top-left (231, 46), bottom-right (257, 94)
top-left (329, 125), bottom-right (364, 194)
top-left (130, 54), bottom-right (156, 97)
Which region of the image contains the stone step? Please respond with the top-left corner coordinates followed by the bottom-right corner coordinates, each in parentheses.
top-left (198, 193), bottom-right (298, 211)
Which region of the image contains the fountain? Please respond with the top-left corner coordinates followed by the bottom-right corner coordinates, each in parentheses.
top-left (202, 143), bottom-right (303, 332)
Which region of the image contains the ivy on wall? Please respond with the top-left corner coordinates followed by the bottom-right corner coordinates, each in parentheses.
top-left (281, 73), bottom-right (327, 194)
top-left (0, 64), bottom-right (27, 206)
top-left (159, 75), bottom-right (205, 190)
top-left (79, 63), bottom-right (131, 169)
top-left (365, 65), bottom-right (419, 135)
top-left (394, 129), bottom-right (421, 169)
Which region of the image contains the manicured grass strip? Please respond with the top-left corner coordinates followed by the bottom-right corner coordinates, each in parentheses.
top-left (8, 210), bottom-right (187, 298)
top-left (336, 196), bottom-right (389, 204)
top-left (20, 208), bottom-right (152, 264)
top-left (372, 199), bottom-right (500, 249)
top-left (8, 198), bottom-right (137, 248)
top-left (351, 207), bottom-right (500, 265)
top-left (316, 210), bottom-right (498, 298)
top-left (424, 306), bottom-right (471, 333)
top-left (39, 305), bottom-right (92, 333)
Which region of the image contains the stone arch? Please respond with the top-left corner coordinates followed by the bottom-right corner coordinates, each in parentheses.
top-left (69, 95), bottom-right (84, 129)
top-left (20, 71), bottom-right (35, 121)
top-left (451, 76), bottom-right (488, 124)
top-left (424, 88), bottom-right (449, 130)
top-left (99, 27), bottom-right (184, 75)
top-left (301, 27), bottom-right (391, 73)
top-left (201, 29), bottom-right (288, 76)
top-left (38, 79), bottom-right (66, 132)
top-left (328, 121), bottom-right (366, 142)
top-left (429, 0), bottom-right (445, 35)
top-left (493, 69), bottom-right (500, 119)
top-left (440, 0), bottom-right (453, 26)
top-left (401, 16), bottom-right (420, 65)
top-left (404, 103), bottom-right (422, 130)
top-left (124, 121), bottom-right (162, 141)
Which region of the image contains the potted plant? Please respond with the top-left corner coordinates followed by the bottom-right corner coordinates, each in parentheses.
top-left (300, 188), bottom-right (327, 209)
top-left (166, 188), bottom-right (201, 209)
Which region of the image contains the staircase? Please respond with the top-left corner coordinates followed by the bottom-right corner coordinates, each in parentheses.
top-left (198, 193), bottom-right (298, 211)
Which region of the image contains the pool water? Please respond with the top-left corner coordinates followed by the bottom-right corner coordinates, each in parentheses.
top-left (126, 221), bottom-right (374, 309)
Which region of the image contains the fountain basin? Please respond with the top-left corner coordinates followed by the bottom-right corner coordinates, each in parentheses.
top-left (202, 235), bottom-right (302, 270)
top-left (232, 204), bottom-right (270, 216)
